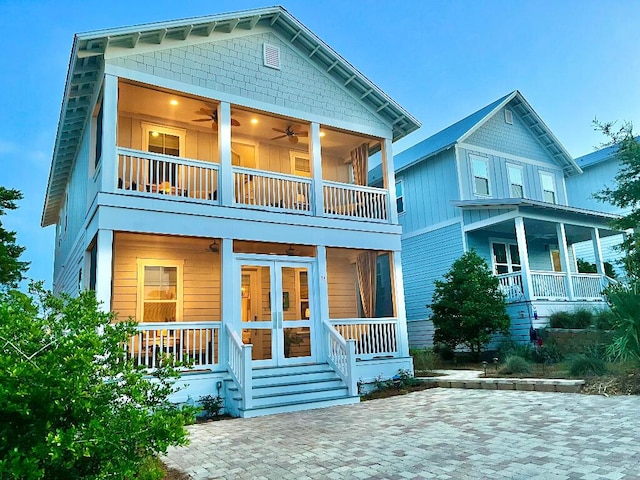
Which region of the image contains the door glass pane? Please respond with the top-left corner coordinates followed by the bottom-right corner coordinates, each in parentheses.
top-left (243, 329), bottom-right (272, 360)
top-left (282, 267), bottom-right (309, 322)
top-left (241, 266), bottom-right (271, 323)
top-left (284, 327), bottom-right (311, 358)
top-left (496, 265), bottom-right (509, 274)
top-left (493, 243), bottom-right (507, 264)
top-left (509, 244), bottom-right (521, 267)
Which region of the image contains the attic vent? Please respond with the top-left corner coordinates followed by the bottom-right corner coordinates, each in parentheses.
top-left (263, 43), bottom-right (281, 70)
top-left (504, 109), bottom-right (513, 125)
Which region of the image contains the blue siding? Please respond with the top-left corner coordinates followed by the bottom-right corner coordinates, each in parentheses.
top-left (573, 234), bottom-right (625, 276)
top-left (465, 106), bottom-right (554, 164)
top-left (398, 148), bottom-right (459, 234)
top-left (462, 208), bottom-right (512, 225)
top-left (566, 159), bottom-right (626, 214)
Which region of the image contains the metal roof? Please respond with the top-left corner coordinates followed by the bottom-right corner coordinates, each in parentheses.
top-left (42, 5), bottom-right (420, 226)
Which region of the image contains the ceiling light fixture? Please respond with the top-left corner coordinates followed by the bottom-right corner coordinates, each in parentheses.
top-left (250, 118), bottom-right (259, 125)
top-left (208, 240), bottom-right (219, 253)
top-left (169, 99), bottom-right (179, 106)
top-left (285, 245), bottom-right (295, 256)
top-left (151, 131), bottom-right (160, 137)
top-left (319, 131), bottom-right (326, 137)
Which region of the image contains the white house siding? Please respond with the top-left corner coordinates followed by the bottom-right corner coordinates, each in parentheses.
top-left (107, 30), bottom-right (387, 133)
top-left (111, 233), bottom-right (221, 322)
top-left (403, 222), bottom-right (464, 348)
top-left (398, 149), bottom-right (459, 234)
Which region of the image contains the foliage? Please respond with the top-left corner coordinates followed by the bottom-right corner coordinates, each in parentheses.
top-left (499, 356), bottom-right (531, 375)
top-left (0, 187), bottom-right (29, 289)
top-left (410, 348), bottom-right (439, 372)
top-left (0, 284), bottom-right (197, 480)
top-left (136, 456), bottom-right (166, 480)
top-left (567, 354), bottom-right (607, 377)
top-left (429, 250), bottom-right (510, 358)
top-left (396, 368), bottom-right (420, 387)
top-left (549, 309), bottom-right (594, 329)
top-left (432, 343), bottom-right (455, 361)
top-left (498, 340), bottom-right (536, 362)
top-left (576, 258), bottom-right (616, 278)
top-left (199, 395), bottom-right (223, 420)
top-left (372, 369), bottom-right (420, 392)
top-left (605, 285), bottom-right (640, 362)
top-left (592, 120), bottom-right (640, 280)
top-left (594, 309), bottom-right (617, 331)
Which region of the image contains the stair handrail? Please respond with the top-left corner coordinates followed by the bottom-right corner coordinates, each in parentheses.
top-left (322, 319), bottom-right (357, 396)
top-left (225, 324), bottom-right (253, 410)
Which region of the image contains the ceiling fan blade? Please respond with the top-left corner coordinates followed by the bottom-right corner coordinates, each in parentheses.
top-left (192, 118), bottom-right (212, 122)
top-left (289, 135), bottom-right (299, 144)
top-left (197, 108), bottom-right (214, 115)
top-left (231, 118), bottom-right (241, 127)
top-left (272, 128), bottom-right (287, 134)
top-left (270, 135), bottom-right (287, 141)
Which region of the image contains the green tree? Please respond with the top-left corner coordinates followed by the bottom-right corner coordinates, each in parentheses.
top-left (0, 284), bottom-right (197, 479)
top-left (0, 187), bottom-right (29, 288)
top-left (429, 250), bottom-right (510, 358)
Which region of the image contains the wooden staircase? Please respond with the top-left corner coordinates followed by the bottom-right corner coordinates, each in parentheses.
top-left (225, 363), bottom-right (359, 418)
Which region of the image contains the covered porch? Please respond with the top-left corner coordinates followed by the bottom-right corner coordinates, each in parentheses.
top-left (460, 200), bottom-right (622, 303)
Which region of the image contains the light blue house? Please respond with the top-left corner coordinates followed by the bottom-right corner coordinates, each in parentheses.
top-left (371, 91), bottom-right (622, 347)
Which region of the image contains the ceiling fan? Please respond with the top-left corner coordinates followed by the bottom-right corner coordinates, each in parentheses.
top-left (192, 104), bottom-right (241, 129)
top-left (270, 125), bottom-right (308, 144)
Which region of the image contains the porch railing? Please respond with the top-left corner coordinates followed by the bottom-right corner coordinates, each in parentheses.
top-left (531, 271), bottom-right (567, 299)
top-left (497, 272), bottom-right (525, 302)
top-left (233, 166), bottom-right (312, 213)
top-left (226, 324), bottom-right (253, 410)
top-left (571, 273), bottom-right (606, 300)
top-left (116, 147), bottom-right (220, 203)
top-left (330, 318), bottom-right (399, 359)
top-left (323, 320), bottom-right (357, 396)
top-left (125, 321), bottom-right (220, 370)
top-left (323, 181), bottom-right (388, 222)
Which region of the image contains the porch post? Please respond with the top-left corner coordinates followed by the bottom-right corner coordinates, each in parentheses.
top-left (95, 229), bottom-right (113, 313)
top-left (591, 228), bottom-right (605, 276)
top-left (218, 102), bottom-right (233, 207)
top-left (219, 237), bottom-right (234, 368)
top-left (381, 138), bottom-right (398, 225)
top-left (100, 74), bottom-right (118, 192)
top-left (390, 250), bottom-right (409, 358)
top-left (316, 245), bottom-right (331, 360)
top-left (514, 216), bottom-right (534, 300)
top-left (556, 223), bottom-right (574, 300)
top-left (310, 122), bottom-right (324, 216)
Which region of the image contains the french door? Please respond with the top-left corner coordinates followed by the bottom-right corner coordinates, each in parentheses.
top-left (238, 258), bottom-right (315, 366)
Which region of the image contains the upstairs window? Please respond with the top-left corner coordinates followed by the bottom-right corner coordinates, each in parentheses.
top-left (507, 164), bottom-right (524, 198)
top-left (540, 171), bottom-right (557, 204)
top-left (396, 179), bottom-right (404, 214)
top-left (470, 155), bottom-right (490, 196)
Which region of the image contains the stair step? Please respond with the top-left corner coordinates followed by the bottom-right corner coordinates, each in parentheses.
top-left (252, 363), bottom-right (332, 379)
top-left (253, 379), bottom-right (345, 397)
top-left (252, 370), bottom-right (339, 387)
top-left (239, 395), bottom-right (360, 418)
top-left (250, 386), bottom-right (349, 407)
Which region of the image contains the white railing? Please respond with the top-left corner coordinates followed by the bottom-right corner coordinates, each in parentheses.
top-left (226, 324), bottom-right (253, 410)
top-left (117, 147), bottom-right (219, 203)
top-left (330, 318), bottom-right (399, 359)
top-left (571, 273), bottom-right (606, 300)
top-left (323, 181), bottom-right (388, 222)
top-left (497, 272), bottom-right (525, 303)
top-left (323, 320), bottom-right (357, 396)
top-left (126, 321), bottom-right (220, 370)
top-left (531, 271), bottom-right (567, 299)
top-left (233, 166), bottom-right (312, 213)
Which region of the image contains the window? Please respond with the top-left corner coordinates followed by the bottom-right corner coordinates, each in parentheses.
top-left (492, 242), bottom-right (521, 275)
top-left (540, 171), bottom-right (556, 204)
top-left (141, 123), bottom-right (186, 187)
top-left (507, 164), bottom-right (524, 198)
top-left (88, 243), bottom-right (97, 291)
top-left (290, 151), bottom-right (311, 177)
top-left (470, 155), bottom-right (490, 196)
top-left (136, 260), bottom-right (183, 322)
top-left (94, 98), bottom-right (103, 169)
top-left (396, 179), bottom-right (404, 214)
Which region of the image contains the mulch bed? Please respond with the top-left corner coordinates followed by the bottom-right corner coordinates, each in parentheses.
top-left (361, 383), bottom-right (438, 400)
top-left (582, 371), bottom-right (640, 396)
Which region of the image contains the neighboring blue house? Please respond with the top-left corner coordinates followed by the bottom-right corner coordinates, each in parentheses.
top-left (371, 90), bottom-right (622, 347)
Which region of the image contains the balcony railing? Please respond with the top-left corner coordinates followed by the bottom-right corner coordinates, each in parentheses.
top-left (571, 273), bottom-right (606, 300)
top-left (323, 181), bottom-right (388, 222)
top-left (232, 166), bottom-right (312, 213)
top-left (497, 271), bottom-right (608, 302)
top-left (330, 318), bottom-right (399, 359)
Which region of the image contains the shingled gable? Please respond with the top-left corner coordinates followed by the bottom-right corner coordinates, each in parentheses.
top-left (42, 6), bottom-right (420, 226)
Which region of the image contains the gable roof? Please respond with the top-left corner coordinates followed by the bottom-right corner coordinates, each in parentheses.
top-left (42, 6), bottom-right (420, 227)
top-left (370, 90), bottom-right (581, 185)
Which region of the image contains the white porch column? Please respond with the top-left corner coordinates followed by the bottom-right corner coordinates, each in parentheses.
top-left (218, 102), bottom-right (233, 207)
top-left (310, 122), bottom-right (324, 216)
top-left (381, 138), bottom-right (398, 225)
top-left (514, 216), bottom-right (534, 300)
top-left (95, 229), bottom-right (113, 313)
top-left (591, 228), bottom-right (605, 276)
top-left (390, 250), bottom-right (409, 357)
top-left (316, 245), bottom-right (331, 360)
top-left (100, 74), bottom-right (118, 192)
top-left (556, 223), bottom-right (574, 300)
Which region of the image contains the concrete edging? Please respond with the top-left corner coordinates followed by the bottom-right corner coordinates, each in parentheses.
top-left (419, 377), bottom-right (585, 393)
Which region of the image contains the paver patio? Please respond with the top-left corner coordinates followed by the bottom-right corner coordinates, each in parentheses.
top-left (164, 389), bottom-right (640, 479)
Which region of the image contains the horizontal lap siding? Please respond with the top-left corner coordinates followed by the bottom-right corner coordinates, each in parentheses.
top-left (112, 233), bottom-right (221, 322)
top-left (402, 223), bottom-right (464, 347)
top-left (326, 249), bottom-right (358, 319)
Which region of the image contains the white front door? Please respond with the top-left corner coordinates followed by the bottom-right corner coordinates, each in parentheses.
top-left (238, 258), bottom-right (315, 366)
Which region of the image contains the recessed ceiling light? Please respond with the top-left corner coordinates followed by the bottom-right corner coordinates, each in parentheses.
top-left (250, 118), bottom-right (259, 125)
top-left (169, 99), bottom-right (179, 106)
top-left (151, 131), bottom-right (160, 137)
top-left (319, 131), bottom-right (326, 137)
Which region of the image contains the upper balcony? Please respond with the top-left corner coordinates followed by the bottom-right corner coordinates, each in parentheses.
top-left (93, 80), bottom-right (395, 224)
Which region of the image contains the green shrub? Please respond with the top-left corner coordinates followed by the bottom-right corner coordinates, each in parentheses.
top-left (573, 308), bottom-right (594, 329)
top-left (595, 309), bottom-right (617, 331)
top-left (498, 340), bottom-right (534, 362)
top-left (199, 395), bottom-right (223, 420)
top-left (568, 355), bottom-right (607, 377)
top-left (606, 287), bottom-right (640, 362)
top-left (410, 348), bottom-right (439, 371)
top-left (433, 343), bottom-right (455, 361)
top-left (499, 355), bottom-right (532, 374)
top-left (137, 456), bottom-right (166, 480)
top-left (549, 311), bottom-right (573, 329)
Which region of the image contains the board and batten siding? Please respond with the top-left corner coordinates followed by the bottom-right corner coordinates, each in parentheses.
top-left (566, 160), bottom-right (626, 215)
top-left (573, 234), bottom-right (625, 276)
top-left (107, 30), bottom-right (387, 133)
top-left (402, 222), bottom-right (464, 348)
top-left (111, 233), bottom-right (221, 322)
top-left (398, 148), bottom-right (459, 234)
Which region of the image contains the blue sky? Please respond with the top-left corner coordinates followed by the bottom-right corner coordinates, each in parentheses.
top-left (1, 0), bottom-right (639, 287)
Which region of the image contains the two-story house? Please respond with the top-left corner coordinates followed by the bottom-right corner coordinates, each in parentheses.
top-left (41, 7), bottom-right (420, 417)
top-left (371, 90), bottom-right (621, 347)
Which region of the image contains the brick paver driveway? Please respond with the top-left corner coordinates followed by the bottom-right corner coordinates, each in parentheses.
top-left (164, 389), bottom-right (640, 479)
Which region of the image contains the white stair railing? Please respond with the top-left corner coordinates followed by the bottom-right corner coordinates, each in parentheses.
top-left (323, 320), bottom-right (357, 396)
top-left (323, 180), bottom-right (388, 222)
top-left (329, 318), bottom-right (399, 359)
top-left (226, 324), bottom-right (253, 410)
